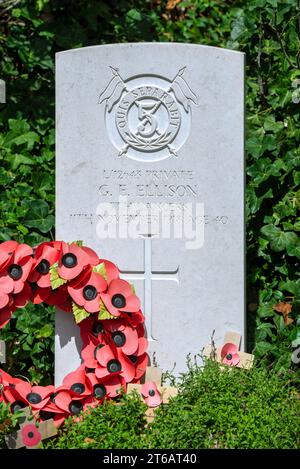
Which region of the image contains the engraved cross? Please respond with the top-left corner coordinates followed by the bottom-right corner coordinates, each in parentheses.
top-left (120, 235), bottom-right (179, 341)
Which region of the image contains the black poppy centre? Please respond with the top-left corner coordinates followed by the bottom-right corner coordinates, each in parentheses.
top-left (129, 355), bottom-right (137, 364)
top-left (112, 331), bottom-right (126, 347)
top-left (111, 294), bottom-right (126, 309)
top-left (26, 392), bottom-right (42, 404)
top-left (62, 253), bottom-right (77, 268)
top-left (70, 382), bottom-right (85, 394)
top-left (50, 392), bottom-right (58, 403)
top-left (39, 410), bottom-right (55, 421)
top-left (8, 264), bottom-right (23, 280)
top-left (226, 353), bottom-right (233, 360)
top-left (148, 389), bottom-right (155, 397)
top-left (11, 401), bottom-right (26, 414)
top-left (36, 259), bottom-right (50, 275)
top-left (68, 400), bottom-right (83, 415)
top-left (83, 285), bottom-right (97, 301)
top-left (93, 384), bottom-right (106, 399)
top-left (92, 322), bottom-right (103, 336)
top-left (107, 359), bottom-right (121, 373)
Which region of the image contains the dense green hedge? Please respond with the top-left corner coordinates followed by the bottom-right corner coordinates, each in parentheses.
top-left (44, 360), bottom-right (300, 449)
top-left (0, 0), bottom-right (299, 383)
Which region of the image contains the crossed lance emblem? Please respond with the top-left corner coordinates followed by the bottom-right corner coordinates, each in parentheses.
top-left (99, 67), bottom-right (198, 158)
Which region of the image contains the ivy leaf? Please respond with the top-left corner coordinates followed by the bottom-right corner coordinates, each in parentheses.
top-left (261, 225), bottom-right (298, 252)
top-left (257, 303), bottom-right (275, 318)
top-left (8, 154), bottom-right (35, 171)
top-left (245, 136), bottom-right (264, 158)
top-left (278, 280), bottom-right (300, 298)
top-left (98, 300), bottom-right (115, 320)
top-left (49, 263), bottom-right (67, 290)
top-left (35, 324), bottom-right (53, 339)
top-left (255, 341), bottom-right (278, 356)
top-left (93, 262), bottom-right (107, 280)
top-left (72, 302), bottom-right (90, 324)
top-left (23, 199), bottom-right (55, 233)
top-left (286, 240), bottom-right (300, 259)
top-left (263, 115), bottom-right (284, 132)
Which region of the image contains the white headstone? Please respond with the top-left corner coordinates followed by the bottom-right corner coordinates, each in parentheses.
top-left (55, 43), bottom-right (245, 385)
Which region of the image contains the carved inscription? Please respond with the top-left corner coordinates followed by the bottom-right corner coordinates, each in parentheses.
top-left (99, 67), bottom-right (198, 161)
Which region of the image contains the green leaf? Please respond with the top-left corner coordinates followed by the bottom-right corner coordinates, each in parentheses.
top-left (263, 115), bottom-right (284, 132)
top-left (255, 341), bottom-right (277, 356)
top-left (70, 240), bottom-right (83, 247)
top-left (245, 136), bottom-right (263, 158)
top-left (72, 302), bottom-right (90, 324)
top-left (13, 131), bottom-right (39, 150)
top-left (8, 154), bottom-right (35, 170)
top-left (257, 303), bottom-right (275, 318)
top-left (36, 324), bottom-right (53, 339)
top-left (23, 199), bottom-right (55, 233)
top-left (8, 118), bottom-right (30, 133)
top-left (98, 300), bottom-right (115, 320)
top-left (278, 280), bottom-right (300, 298)
top-left (286, 240), bottom-right (300, 259)
top-left (93, 262), bottom-right (107, 280)
top-left (49, 263), bottom-right (67, 290)
top-left (261, 225), bottom-right (298, 252)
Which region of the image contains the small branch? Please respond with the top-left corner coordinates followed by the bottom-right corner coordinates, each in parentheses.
top-left (257, 15), bottom-right (266, 101)
top-left (270, 11), bottom-right (299, 70)
top-left (0, 0), bottom-right (21, 17)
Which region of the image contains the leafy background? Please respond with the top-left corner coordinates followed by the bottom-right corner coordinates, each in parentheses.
top-left (0, 0), bottom-right (299, 384)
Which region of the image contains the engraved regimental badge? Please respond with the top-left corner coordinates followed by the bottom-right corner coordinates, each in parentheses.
top-left (99, 67), bottom-right (198, 162)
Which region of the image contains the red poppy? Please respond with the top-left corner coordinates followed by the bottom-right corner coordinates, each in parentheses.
top-left (0, 300), bottom-right (15, 329)
top-left (68, 270), bottom-right (107, 313)
top-left (105, 319), bottom-right (147, 356)
top-left (125, 309), bottom-right (145, 328)
top-left (21, 423), bottom-right (42, 447)
top-left (101, 279), bottom-right (140, 317)
top-left (86, 372), bottom-right (125, 399)
top-left (0, 241), bottom-right (15, 270)
top-left (44, 285), bottom-right (72, 312)
top-left (0, 242), bottom-right (33, 294)
top-left (0, 277), bottom-right (13, 309)
top-left (40, 388), bottom-right (68, 415)
top-left (29, 242), bottom-right (60, 288)
top-left (81, 337), bottom-right (108, 369)
top-left (79, 316), bottom-right (106, 346)
top-left (14, 282), bottom-right (32, 308)
top-left (8, 381), bottom-right (54, 411)
top-left (50, 414), bottom-right (64, 427)
top-left (98, 259), bottom-right (120, 282)
top-left (31, 285), bottom-right (51, 305)
top-left (141, 381), bottom-right (162, 407)
top-left (94, 344), bottom-right (136, 382)
top-left (0, 370), bottom-right (23, 404)
top-left (52, 390), bottom-right (87, 416)
top-left (130, 352), bottom-right (149, 381)
top-left (61, 366), bottom-right (92, 398)
top-left (220, 343), bottom-right (240, 366)
top-left (57, 242), bottom-right (99, 281)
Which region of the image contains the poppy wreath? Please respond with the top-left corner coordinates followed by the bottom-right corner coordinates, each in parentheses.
top-left (0, 240), bottom-right (148, 427)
